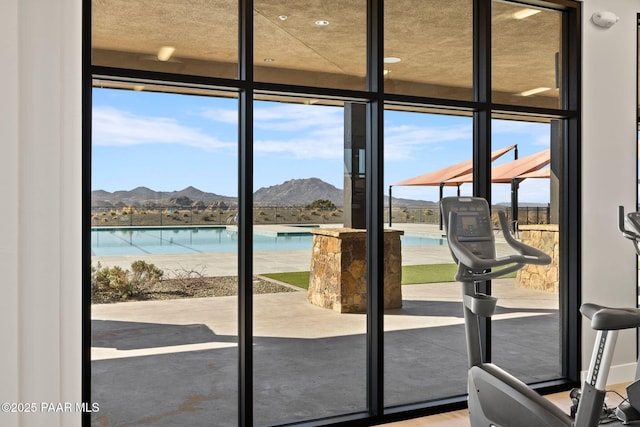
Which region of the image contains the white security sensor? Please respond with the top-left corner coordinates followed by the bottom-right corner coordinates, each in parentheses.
top-left (591, 11), bottom-right (619, 28)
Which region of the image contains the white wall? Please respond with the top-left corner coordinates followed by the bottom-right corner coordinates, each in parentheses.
top-left (0, 1), bottom-right (82, 426)
top-left (581, 0), bottom-right (640, 382)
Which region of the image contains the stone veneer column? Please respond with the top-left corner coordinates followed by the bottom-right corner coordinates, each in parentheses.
top-left (308, 228), bottom-right (403, 313)
top-left (516, 224), bottom-right (559, 292)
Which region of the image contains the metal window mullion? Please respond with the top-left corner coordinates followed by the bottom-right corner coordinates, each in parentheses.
top-left (560, 4), bottom-right (581, 383)
top-left (82, 0), bottom-right (93, 425)
top-left (238, 0), bottom-right (254, 426)
top-left (473, 0), bottom-right (492, 364)
top-left (366, 0), bottom-right (385, 419)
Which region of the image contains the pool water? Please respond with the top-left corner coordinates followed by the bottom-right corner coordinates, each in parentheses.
top-left (90, 227), bottom-right (446, 256)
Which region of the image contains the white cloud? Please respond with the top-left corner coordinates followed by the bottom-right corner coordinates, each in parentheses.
top-left (93, 106), bottom-right (235, 151)
top-left (385, 124), bottom-right (472, 161)
top-left (493, 120), bottom-right (550, 147)
top-left (251, 104), bottom-right (344, 159)
top-left (200, 107), bottom-right (238, 125)
top-left (254, 103), bottom-right (344, 132)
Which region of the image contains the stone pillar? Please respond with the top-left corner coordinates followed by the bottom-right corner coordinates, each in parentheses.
top-left (516, 224), bottom-right (559, 292)
top-left (307, 228), bottom-right (403, 313)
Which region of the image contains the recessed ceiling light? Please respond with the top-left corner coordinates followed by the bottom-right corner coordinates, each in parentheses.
top-left (264, 58), bottom-right (274, 62)
top-left (384, 57), bottom-right (401, 64)
top-left (278, 15), bottom-right (288, 21)
top-left (157, 46), bottom-right (175, 61)
top-left (315, 20), bottom-right (330, 26)
top-left (513, 8), bottom-right (541, 19)
top-left (383, 69), bottom-right (390, 76)
top-left (517, 87), bottom-right (550, 96)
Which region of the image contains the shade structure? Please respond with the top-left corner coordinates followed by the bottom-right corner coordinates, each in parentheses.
top-left (517, 167), bottom-right (551, 179)
top-left (443, 149), bottom-right (551, 185)
top-left (388, 144), bottom-right (517, 228)
top-left (389, 147), bottom-right (549, 229)
top-left (391, 144), bottom-right (517, 187)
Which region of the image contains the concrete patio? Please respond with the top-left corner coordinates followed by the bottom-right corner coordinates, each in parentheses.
top-left (91, 275), bottom-right (560, 426)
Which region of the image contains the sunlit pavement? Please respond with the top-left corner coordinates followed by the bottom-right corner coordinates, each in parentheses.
top-left (90, 277), bottom-right (559, 426)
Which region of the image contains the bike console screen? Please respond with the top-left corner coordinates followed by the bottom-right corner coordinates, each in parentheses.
top-left (441, 197), bottom-right (495, 261)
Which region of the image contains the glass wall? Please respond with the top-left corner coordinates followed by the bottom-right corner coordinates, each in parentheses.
top-left (492, 2), bottom-right (563, 109)
top-left (251, 97), bottom-right (368, 424)
top-left (90, 86), bottom-right (239, 426)
top-left (383, 110), bottom-right (472, 406)
top-left (92, 0), bottom-right (239, 80)
top-left (87, 0), bottom-right (580, 425)
top-left (253, 1), bottom-right (367, 90)
top-left (384, 0), bottom-right (473, 100)
top-left (489, 117), bottom-right (561, 383)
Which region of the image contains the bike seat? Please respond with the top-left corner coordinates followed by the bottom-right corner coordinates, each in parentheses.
top-left (581, 303), bottom-right (640, 330)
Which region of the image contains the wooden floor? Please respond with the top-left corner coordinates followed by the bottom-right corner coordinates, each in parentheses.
top-left (383, 383), bottom-right (628, 426)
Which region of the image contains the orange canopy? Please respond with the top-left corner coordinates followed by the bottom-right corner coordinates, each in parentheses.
top-left (391, 144), bottom-right (517, 187)
top-left (443, 149), bottom-right (550, 185)
top-left (517, 167), bottom-right (551, 179)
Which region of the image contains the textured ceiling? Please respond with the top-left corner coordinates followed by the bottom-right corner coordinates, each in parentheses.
top-left (92, 0), bottom-right (566, 109)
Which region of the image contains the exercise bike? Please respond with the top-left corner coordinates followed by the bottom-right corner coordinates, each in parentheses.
top-left (612, 205), bottom-right (640, 424)
top-left (441, 197), bottom-right (640, 427)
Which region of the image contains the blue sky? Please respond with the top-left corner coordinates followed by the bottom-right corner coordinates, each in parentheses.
top-left (92, 88), bottom-right (551, 204)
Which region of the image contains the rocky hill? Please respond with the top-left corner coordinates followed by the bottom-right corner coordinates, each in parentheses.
top-left (91, 178), bottom-right (436, 209)
top-left (253, 178), bottom-right (343, 206)
top-left (91, 186), bottom-right (237, 209)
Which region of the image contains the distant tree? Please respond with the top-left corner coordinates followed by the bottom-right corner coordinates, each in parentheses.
top-left (306, 199), bottom-right (336, 210)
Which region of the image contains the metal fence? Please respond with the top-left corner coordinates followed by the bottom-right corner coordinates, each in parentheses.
top-left (91, 205), bottom-right (551, 228)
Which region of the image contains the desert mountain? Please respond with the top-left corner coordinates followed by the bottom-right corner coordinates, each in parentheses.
top-left (91, 178), bottom-right (436, 209)
top-left (253, 178), bottom-right (342, 206)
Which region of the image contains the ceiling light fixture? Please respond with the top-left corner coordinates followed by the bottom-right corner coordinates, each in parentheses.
top-left (513, 8), bottom-right (541, 19)
top-left (518, 87), bottom-right (550, 97)
top-left (278, 15), bottom-right (288, 21)
top-left (264, 58), bottom-right (274, 62)
top-left (133, 85), bottom-right (145, 92)
top-left (384, 57), bottom-right (401, 64)
top-left (315, 20), bottom-right (330, 26)
top-left (157, 46), bottom-right (175, 61)
top-left (383, 69), bottom-right (390, 76)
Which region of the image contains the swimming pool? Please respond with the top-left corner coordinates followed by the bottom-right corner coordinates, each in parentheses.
top-left (90, 227), bottom-right (446, 256)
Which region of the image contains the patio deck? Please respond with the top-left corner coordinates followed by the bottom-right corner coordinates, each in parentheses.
top-left (91, 276), bottom-right (560, 426)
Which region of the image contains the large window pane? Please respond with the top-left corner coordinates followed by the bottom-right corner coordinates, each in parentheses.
top-left (253, 1), bottom-right (366, 90)
top-left (490, 117), bottom-right (561, 382)
top-left (92, 0), bottom-right (238, 80)
top-left (384, 0), bottom-right (473, 100)
top-left (384, 109), bottom-right (473, 406)
top-left (91, 87), bottom-right (239, 426)
top-left (252, 96), bottom-right (367, 424)
top-left (492, 2), bottom-right (563, 109)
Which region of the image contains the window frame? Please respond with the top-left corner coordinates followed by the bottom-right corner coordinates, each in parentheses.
top-left (82, 0), bottom-right (581, 425)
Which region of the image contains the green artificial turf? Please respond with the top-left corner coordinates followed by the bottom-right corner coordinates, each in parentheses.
top-left (262, 271), bottom-right (311, 289)
top-left (263, 263), bottom-right (517, 289)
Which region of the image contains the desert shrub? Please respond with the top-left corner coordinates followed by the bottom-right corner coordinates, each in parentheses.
top-left (91, 261), bottom-right (163, 301)
top-left (306, 199), bottom-right (336, 210)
